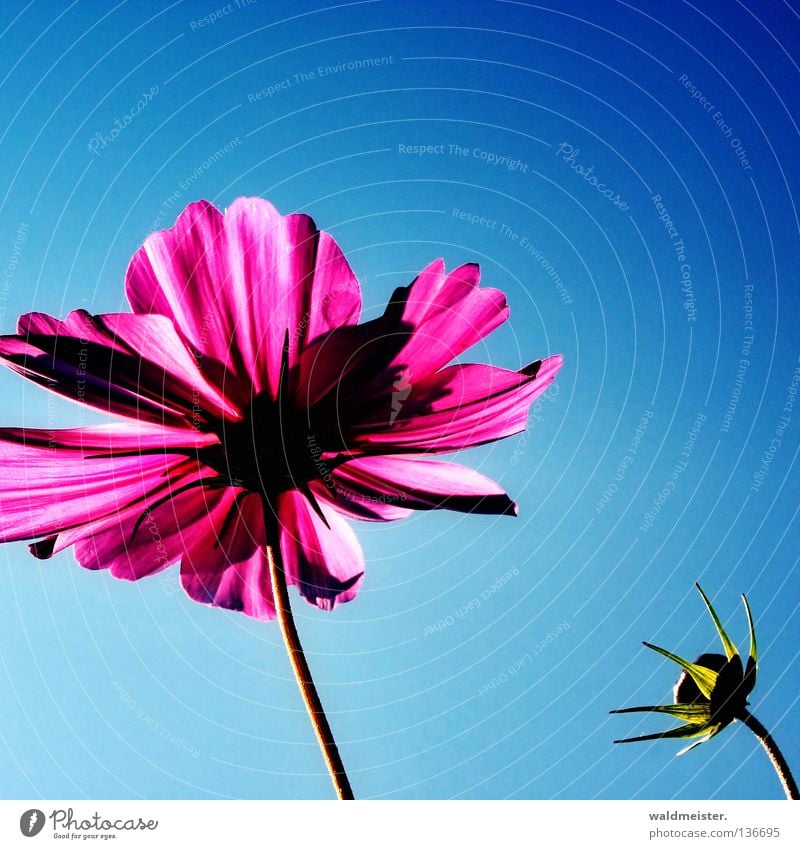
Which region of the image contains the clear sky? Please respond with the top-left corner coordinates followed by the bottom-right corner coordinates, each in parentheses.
top-left (0, 0), bottom-right (798, 801)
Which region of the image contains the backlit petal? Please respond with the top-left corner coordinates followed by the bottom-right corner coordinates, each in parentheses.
top-left (0, 424), bottom-right (213, 545)
top-left (0, 310), bottom-right (240, 425)
top-left (349, 356), bottom-right (562, 453)
top-left (126, 198), bottom-right (361, 399)
top-left (180, 490), bottom-right (276, 621)
top-left (332, 455), bottom-right (517, 516)
top-left (381, 261), bottom-right (510, 382)
top-left (74, 481), bottom-right (227, 580)
top-left (278, 489), bottom-right (365, 611)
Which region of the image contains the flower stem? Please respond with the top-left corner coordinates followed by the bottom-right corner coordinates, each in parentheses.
top-left (739, 709), bottom-right (799, 800)
top-left (265, 538), bottom-right (354, 800)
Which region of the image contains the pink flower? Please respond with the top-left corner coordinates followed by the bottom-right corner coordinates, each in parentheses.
top-left (0, 199), bottom-right (562, 620)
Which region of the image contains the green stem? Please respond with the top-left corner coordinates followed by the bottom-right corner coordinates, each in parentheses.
top-left (264, 499), bottom-right (355, 799)
top-left (739, 709), bottom-right (799, 800)
top-left (264, 512), bottom-right (354, 799)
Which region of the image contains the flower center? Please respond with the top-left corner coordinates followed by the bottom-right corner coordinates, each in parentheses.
top-left (212, 392), bottom-right (321, 498)
top-left (674, 652), bottom-right (750, 726)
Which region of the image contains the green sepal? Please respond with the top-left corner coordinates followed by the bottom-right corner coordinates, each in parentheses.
top-left (676, 729), bottom-right (718, 756)
top-left (742, 593), bottom-right (757, 666)
top-left (610, 703), bottom-right (711, 723)
top-left (613, 720), bottom-right (715, 745)
top-left (643, 641), bottom-right (718, 699)
top-left (696, 583), bottom-right (738, 660)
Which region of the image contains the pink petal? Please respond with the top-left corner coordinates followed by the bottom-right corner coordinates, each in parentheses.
top-left (309, 479), bottom-right (412, 522)
top-left (1, 421), bottom-right (218, 454)
top-left (97, 312), bottom-right (240, 421)
top-left (332, 455), bottom-right (517, 516)
top-left (0, 425), bottom-right (213, 544)
top-left (125, 201), bottom-right (240, 376)
top-left (126, 198), bottom-right (361, 398)
top-left (225, 199), bottom-right (362, 397)
top-left (73, 481), bottom-right (228, 580)
top-left (351, 355), bottom-right (563, 453)
top-left (0, 310), bottom-right (240, 425)
top-left (381, 261), bottom-right (509, 382)
top-left (299, 262), bottom-right (514, 419)
top-left (296, 311), bottom-right (411, 407)
top-left (180, 490), bottom-right (276, 620)
top-left (277, 489), bottom-right (365, 611)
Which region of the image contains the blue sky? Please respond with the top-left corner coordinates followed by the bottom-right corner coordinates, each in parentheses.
top-left (1, 0), bottom-right (798, 800)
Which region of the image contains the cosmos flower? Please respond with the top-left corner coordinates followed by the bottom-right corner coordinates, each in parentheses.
top-left (611, 583), bottom-right (757, 753)
top-left (0, 198), bottom-right (562, 621)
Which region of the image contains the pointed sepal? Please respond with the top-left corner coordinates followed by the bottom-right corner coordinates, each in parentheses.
top-left (610, 703), bottom-right (712, 723)
top-left (643, 641), bottom-right (718, 700)
top-left (696, 583), bottom-right (738, 660)
top-left (613, 720), bottom-right (716, 745)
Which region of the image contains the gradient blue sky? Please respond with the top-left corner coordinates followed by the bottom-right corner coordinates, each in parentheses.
top-left (1, 0), bottom-right (799, 800)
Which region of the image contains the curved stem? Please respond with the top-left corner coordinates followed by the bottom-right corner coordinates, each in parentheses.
top-left (265, 533), bottom-right (354, 800)
top-left (739, 709), bottom-right (799, 800)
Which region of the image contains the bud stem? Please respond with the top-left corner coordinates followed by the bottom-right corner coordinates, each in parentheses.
top-left (738, 708), bottom-right (799, 800)
top-left (263, 504), bottom-right (354, 800)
